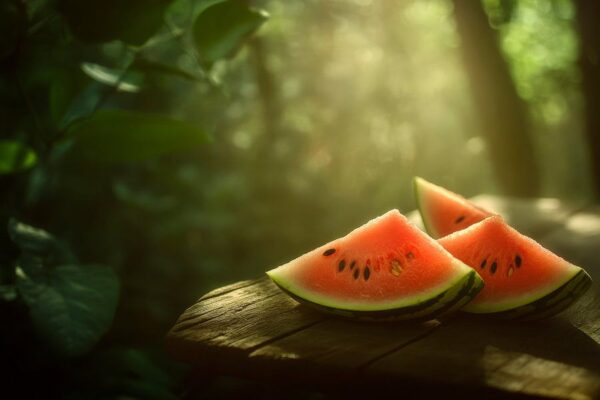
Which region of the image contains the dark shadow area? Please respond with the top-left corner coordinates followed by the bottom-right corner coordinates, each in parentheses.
top-left (363, 312), bottom-right (600, 399)
top-left (453, 314), bottom-right (600, 372)
top-left (181, 370), bottom-right (551, 400)
top-left (182, 372), bottom-right (547, 400)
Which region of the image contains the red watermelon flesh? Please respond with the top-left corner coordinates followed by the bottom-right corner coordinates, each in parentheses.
top-left (414, 177), bottom-right (493, 238)
top-left (267, 210), bottom-right (483, 320)
top-left (439, 216), bottom-right (591, 317)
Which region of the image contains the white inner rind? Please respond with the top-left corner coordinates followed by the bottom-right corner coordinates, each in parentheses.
top-left (413, 177), bottom-right (439, 238)
top-left (463, 264), bottom-right (586, 313)
top-left (267, 258), bottom-right (474, 312)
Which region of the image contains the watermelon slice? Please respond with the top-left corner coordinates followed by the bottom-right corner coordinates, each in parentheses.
top-left (414, 177), bottom-right (493, 238)
top-left (439, 216), bottom-right (592, 319)
top-left (266, 210), bottom-right (484, 321)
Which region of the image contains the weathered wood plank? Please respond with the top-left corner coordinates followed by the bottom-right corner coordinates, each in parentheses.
top-left (166, 278), bottom-right (326, 364)
top-left (246, 319), bottom-right (440, 381)
top-left (537, 205), bottom-right (600, 342)
top-left (482, 347), bottom-right (599, 400)
top-left (364, 316), bottom-right (600, 399)
top-left (172, 279), bottom-right (271, 326)
top-left (567, 287), bottom-right (600, 344)
top-left (199, 279), bottom-right (260, 301)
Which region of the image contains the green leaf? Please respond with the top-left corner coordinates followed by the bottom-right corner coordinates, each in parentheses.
top-left (132, 58), bottom-right (199, 81)
top-left (8, 218), bottom-right (55, 255)
top-left (117, 1), bottom-right (173, 46)
top-left (59, 82), bottom-right (103, 130)
top-left (68, 110), bottom-right (210, 163)
top-left (192, 0), bottom-right (269, 66)
top-left (50, 72), bottom-right (75, 125)
top-left (16, 264), bottom-right (119, 357)
top-left (16, 253), bottom-right (45, 280)
top-left (57, 0), bottom-right (173, 45)
top-left (113, 180), bottom-right (177, 212)
top-left (0, 140), bottom-right (37, 175)
top-left (81, 62), bottom-right (143, 93)
top-left (8, 219), bottom-right (77, 272)
top-left (0, 284), bottom-right (17, 302)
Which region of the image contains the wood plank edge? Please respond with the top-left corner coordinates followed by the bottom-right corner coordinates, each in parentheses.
top-left (200, 278), bottom-right (265, 301)
top-left (171, 278), bottom-right (268, 326)
top-left (165, 315), bottom-right (328, 366)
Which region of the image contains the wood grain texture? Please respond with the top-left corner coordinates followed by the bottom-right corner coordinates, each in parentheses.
top-left (198, 279), bottom-right (259, 301)
top-left (167, 198), bottom-right (600, 399)
top-left (365, 316), bottom-right (600, 399)
top-left (539, 205), bottom-right (600, 343)
top-left (247, 318), bottom-right (440, 381)
top-left (167, 278), bottom-right (326, 364)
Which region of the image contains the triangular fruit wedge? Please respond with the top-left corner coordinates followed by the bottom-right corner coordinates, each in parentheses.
top-left (267, 210), bottom-right (484, 321)
top-left (439, 216), bottom-right (592, 319)
top-left (414, 176), bottom-right (493, 238)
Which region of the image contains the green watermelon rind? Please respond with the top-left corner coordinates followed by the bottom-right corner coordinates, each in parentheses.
top-left (392, 270), bottom-right (484, 321)
top-left (270, 269), bottom-right (483, 321)
top-left (440, 271), bottom-right (485, 318)
top-left (474, 269), bottom-right (592, 320)
top-left (267, 260), bottom-right (481, 318)
top-left (517, 271), bottom-right (591, 320)
top-left (463, 264), bottom-right (587, 314)
top-left (413, 177), bottom-right (492, 238)
top-left (413, 177), bottom-right (439, 238)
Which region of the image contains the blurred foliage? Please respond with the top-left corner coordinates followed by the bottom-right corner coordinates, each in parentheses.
top-left (57, 0), bottom-right (175, 45)
top-left (193, 0), bottom-right (269, 66)
top-left (0, 0), bottom-right (593, 398)
top-left (1, 0), bottom-right (268, 397)
top-left (67, 109), bottom-right (210, 163)
top-left (0, 140), bottom-right (37, 173)
top-left (483, 0), bottom-right (590, 197)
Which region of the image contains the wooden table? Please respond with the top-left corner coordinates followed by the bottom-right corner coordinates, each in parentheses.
top-left (166, 196), bottom-right (600, 399)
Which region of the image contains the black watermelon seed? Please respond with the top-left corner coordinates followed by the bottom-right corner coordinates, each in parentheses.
top-left (353, 269), bottom-right (360, 280)
top-left (406, 251), bottom-right (415, 260)
top-left (338, 260), bottom-right (346, 272)
top-left (350, 260), bottom-right (356, 270)
top-left (323, 248), bottom-right (336, 256)
top-left (480, 259), bottom-right (487, 269)
top-left (364, 267), bottom-right (371, 281)
top-left (515, 255), bottom-right (522, 268)
top-left (490, 261), bottom-right (497, 274)
top-left (455, 215), bottom-right (466, 224)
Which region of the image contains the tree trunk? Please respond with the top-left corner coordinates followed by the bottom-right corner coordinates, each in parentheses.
top-left (574, 1), bottom-right (600, 196)
top-left (249, 36), bottom-right (281, 162)
top-left (451, 0), bottom-right (539, 197)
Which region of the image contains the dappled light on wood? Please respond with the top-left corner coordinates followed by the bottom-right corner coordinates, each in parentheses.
top-left (481, 346), bottom-right (600, 398)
